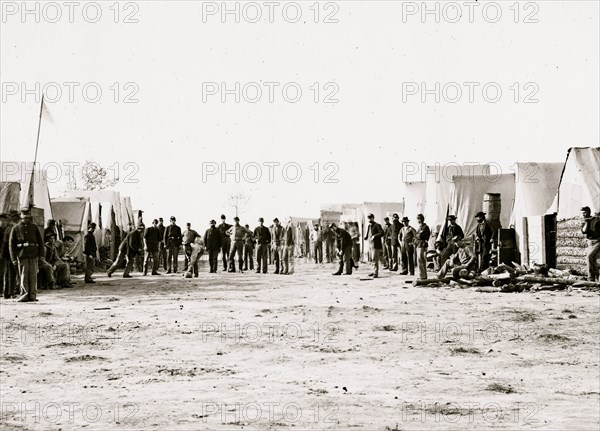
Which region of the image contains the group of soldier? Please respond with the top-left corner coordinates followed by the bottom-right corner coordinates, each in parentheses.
top-left (1, 209), bottom-right (77, 302)
top-left (3, 203), bottom-right (598, 303)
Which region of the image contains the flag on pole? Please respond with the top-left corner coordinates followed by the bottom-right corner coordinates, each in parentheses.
top-left (41, 97), bottom-right (53, 124)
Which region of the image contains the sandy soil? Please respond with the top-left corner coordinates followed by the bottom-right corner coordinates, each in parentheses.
top-left (1, 259), bottom-right (599, 431)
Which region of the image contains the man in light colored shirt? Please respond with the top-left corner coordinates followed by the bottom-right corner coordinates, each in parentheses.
top-left (227, 217), bottom-right (251, 272)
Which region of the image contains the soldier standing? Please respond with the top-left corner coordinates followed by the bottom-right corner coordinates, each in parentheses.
top-left (364, 214), bottom-right (384, 278)
top-left (272, 218), bottom-right (284, 274)
top-left (253, 218), bottom-right (271, 274)
top-left (382, 217), bottom-right (391, 270)
top-left (9, 208), bottom-right (44, 301)
top-left (164, 216), bottom-right (182, 273)
top-left (218, 215), bottom-right (232, 271)
top-left (144, 219), bottom-right (162, 276)
top-left (243, 224), bottom-right (255, 271)
top-left (310, 223), bottom-right (323, 264)
top-left (398, 216), bottom-right (416, 276)
top-left (415, 214), bottom-right (431, 280)
top-left (83, 223), bottom-right (97, 283)
top-left (282, 217), bottom-right (296, 275)
top-left (227, 217), bottom-right (251, 273)
top-left (474, 211), bottom-right (494, 270)
top-left (157, 217), bottom-right (167, 270)
top-left (204, 220), bottom-right (223, 273)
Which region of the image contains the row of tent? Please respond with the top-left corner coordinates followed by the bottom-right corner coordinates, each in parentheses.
top-left (316, 148), bottom-right (599, 266)
top-left (0, 162), bottom-right (138, 260)
top-left (1, 148), bottom-right (598, 267)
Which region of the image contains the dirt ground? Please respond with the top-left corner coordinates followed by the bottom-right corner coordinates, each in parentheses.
top-left (1, 259), bottom-right (599, 431)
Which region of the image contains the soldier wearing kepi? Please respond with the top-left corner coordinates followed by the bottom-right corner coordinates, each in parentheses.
top-left (143, 219), bottom-right (162, 276)
top-left (108, 222), bottom-right (145, 278)
top-left (218, 215), bottom-right (232, 271)
top-left (415, 214), bottom-right (431, 280)
top-left (164, 216), bottom-right (182, 274)
top-left (182, 222), bottom-right (200, 272)
top-left (243, 224), bottom-right (255, 271)
top-left (398, 216), bottom-right (416, 276)
top-left (2, 211), bottom-right (21, 298)
top-left (364, 213), bottom-right (384, 278)
top-left (474, 211), bottom-right (494, 270)
top-left (382, 217), bottom-right (391, 270)
top-left (310, 223), bottom-right (323, 264)
top-left (331, 223), bottom-right (353, 275)
top-left (581, 206), bottom-right (600, 281)
top-left (388, 213), bottom-right (402, 271)
top-left (83, 223), bottom-right (98, 283)
top-left (271, 218), bottom-right (284, 274)
top-left (204, 220), bottom-right (223, 273)
top-left (9, 208), bottom-right (44, 302)
top-left (157, 217), bottom-right (167, 271)
top-left (253, 218), bottom-right (271, 274)
top-left (227, 217), bottom-right (251, 273)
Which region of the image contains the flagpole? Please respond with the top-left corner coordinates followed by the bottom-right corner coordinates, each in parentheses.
top-left (33, 94), bottom-right (44, 168)
top-left (27, 95), bottom-right (44, 209)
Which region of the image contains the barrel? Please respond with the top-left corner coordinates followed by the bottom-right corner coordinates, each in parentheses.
top-left (483, 193), bottom-right (501, 221)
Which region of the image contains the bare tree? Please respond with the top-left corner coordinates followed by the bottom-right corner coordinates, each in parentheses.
top-left (227, 192), bottom-right (250, 218)
top-left (67, 161), bottom-right (119, 191)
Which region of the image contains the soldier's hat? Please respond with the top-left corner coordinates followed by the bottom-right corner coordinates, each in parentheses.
top-left (153, 219), bottom-right (158, 224)
top-left (581, 206), bottom-right (591, 213)
top-left (401, 216), bottom-right (410, 222)
top-left (447, 215), bottom-right (457, 221)
top-left (221, 214), bottom-right (226, 220)
top-left (89, 222), bottom-right (97, 229)
top-left (244, 224), bottom-right (249, 228)
top-left (417, 213), bottom-right (425, 220)
top-left (367, 213), bottom-right (375, 219)
top-left (159, 217), bottom-right (164, 221)
top-left (186, 222), bottom-right (191, 227)
top-left (392, 213), bottom-right (399, 219)
top-left (258, 217), bottom-right (264, 222)
top-left (474, 211), bottom-right (486, 218)
top-left (233, 216), bottom-right (240, 222)
top-left (384, 217), bottom-right (389, 222)
top-left (170, 216), bottom-right (176, 221)
top-left (210, 219), bottom-right (216, 225)
top-left (20, 207), bottom-right (31, 215)
top-left (273, 218), bottom-right (279, 223)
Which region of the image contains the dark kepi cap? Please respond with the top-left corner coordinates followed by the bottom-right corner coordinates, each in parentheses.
top-left (474, 211), bottom-right (486, 218)
top-left (402, 216), bottom-right (410, 222)
top-left (20, 208), bottom-right (30, 216)
top-left (233, 216), bottom-right (240, 222)
top-left (89, 222), bottom-right (97, 229)
top-left (417, 213), bottom-right (424, 220)
top-left (170, 216), bottom-right (176, 221)
top-left (258, 217), bottom-right (264, 222)
top-left (210, 220), bottom-right (216, 225)
top-left (273, 218), bottom-right (279, 223)
top-left (367, 213), bottom-right (374, 219)
top-left (221, 214), bottom-right (226, 220)
top-left (392, 213), bottom-right (399, 219)
top-left (384, 217), bottom-right (389, 222)
top-left (447, 215), bottom-right (457, 221)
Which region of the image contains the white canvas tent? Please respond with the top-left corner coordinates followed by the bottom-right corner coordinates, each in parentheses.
top-left (403, 182), bottom-right (427, 220)
top-left (425, 164), bottom-right (491, 233)
top-left (0, 182), bottom-right (21, 213)
top-left (510, 162), bottom-right (564, 265)
top-left (553, 147), bottom-right (600, 217)
top-left (0, 161), bottom-right (54, 223)
top-left (50, 197), bottom-right (92, 259)
top-left (450, 173), bottom-right (516, 237)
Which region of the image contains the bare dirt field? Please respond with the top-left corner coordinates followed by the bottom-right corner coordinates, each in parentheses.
top-left (1, 260), bottom-right (599, 431)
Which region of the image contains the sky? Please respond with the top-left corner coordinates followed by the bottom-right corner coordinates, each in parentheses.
top-left (1, 1), bottom-right (598, 228)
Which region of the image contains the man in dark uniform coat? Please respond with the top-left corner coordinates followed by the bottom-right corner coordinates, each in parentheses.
top-left (108, 222), bottom-right (145, 278)
top-left (83, 223), bottom-right (98, 283)
top-left (331, 223), bottom-right (354, 276)
top-left (388, 213), bottom-right (402, 271)
top-left (204, 220), bottom-right (223, 273)
top-left (218, 215), bottom-right (232, 271)
top-left (144, 219), bottom-right (162, 275)
top-left (10, 208), bottom-right (44, 301)
top-left (164, 216), bottom-right (182, 273)
top-left (253, 218), bottom-right (271, 274)
top-left (475, 211), bottom-right (494, 270)
top-left (439, 215), bottom-right (465, 267)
